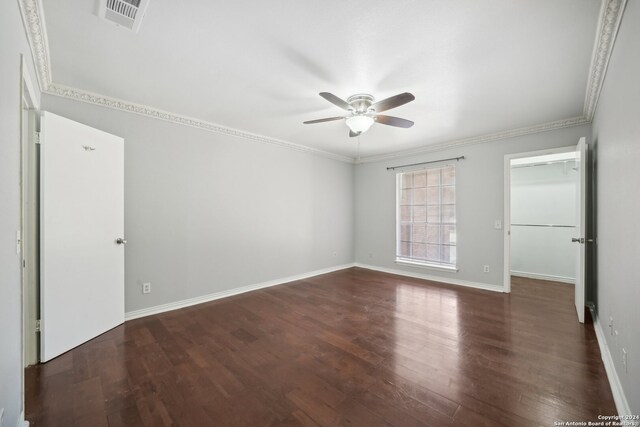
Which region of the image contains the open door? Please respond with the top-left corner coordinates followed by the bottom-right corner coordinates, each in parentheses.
top-left (40, 112), bottom-right (125, 362)
top-left (573, 137), bottom-right (587, 323)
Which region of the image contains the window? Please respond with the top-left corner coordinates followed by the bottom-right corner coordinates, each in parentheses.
top-left (396, 165), bottom-right (457, 269)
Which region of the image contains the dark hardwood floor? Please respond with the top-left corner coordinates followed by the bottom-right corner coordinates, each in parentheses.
top-left (26, 268), bottom-right (616, 426)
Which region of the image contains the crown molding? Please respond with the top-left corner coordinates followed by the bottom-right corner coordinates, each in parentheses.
top-left (355, 116), bottom-right (590, 164)
top-left (45, 83), bottom-right (354, 163)
top-left (18, 0), bottom-right (623, 162)
top-left (583, 0), bottom-right (628, 121)
top-left (17, 0), bottom-right (52, 91)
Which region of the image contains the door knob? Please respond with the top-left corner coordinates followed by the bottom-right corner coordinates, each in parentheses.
top-left (116, 238), bottom-right (127, 245)
top-left (571, 237), bottom-right (584, 244)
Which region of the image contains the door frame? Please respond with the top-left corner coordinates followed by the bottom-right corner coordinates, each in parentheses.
top-left (503, 144), bottom-right (578, 293)
top-left (20, 54), bottom-right (40, 418)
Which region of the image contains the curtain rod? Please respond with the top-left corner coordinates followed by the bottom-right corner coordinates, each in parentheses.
top-left (386, 156), bottom-right (465, 171)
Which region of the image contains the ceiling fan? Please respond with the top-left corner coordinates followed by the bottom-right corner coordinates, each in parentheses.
top-left (303, 92), bottom-right (415, 137)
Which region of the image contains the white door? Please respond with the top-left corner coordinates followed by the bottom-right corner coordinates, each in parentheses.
top-left (573, 137), bottom-right (588, 323)
top-left (40, 112), bottom-right (125, 362)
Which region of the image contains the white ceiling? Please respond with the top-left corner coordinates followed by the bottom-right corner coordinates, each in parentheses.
top-left (43, 0), bottom-right (602, 159)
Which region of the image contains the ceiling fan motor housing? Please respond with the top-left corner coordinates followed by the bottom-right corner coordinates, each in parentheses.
top-left (347, 94), bottom-right (375, 114)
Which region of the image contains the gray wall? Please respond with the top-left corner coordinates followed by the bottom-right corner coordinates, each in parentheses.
top-left (0, 1), bottom-right (40, 425)
top-left (41, 95), bottom-right (355, 314)
top-left (355, 124), bottom-right (591, 288)
top-left (591, 0), bottom-right (640, 413)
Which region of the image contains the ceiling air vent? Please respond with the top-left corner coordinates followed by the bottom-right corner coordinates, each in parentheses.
top-left (99, 0), bottom-right (149, 32)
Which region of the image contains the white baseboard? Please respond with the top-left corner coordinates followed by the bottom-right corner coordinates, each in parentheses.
top-left (125, 263), bottom-right (356, 320)
top-left (18, 410), bottom-right (28, 427)
top-left (589, 305), bottom-right (633, 418)
top-left (510, 270), bottom-right (575, 284)
top-left (354, 263), bottom-right (504, 293)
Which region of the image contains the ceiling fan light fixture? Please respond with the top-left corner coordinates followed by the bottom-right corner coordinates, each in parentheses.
top-left (346, 115), bottom-right (374, 134)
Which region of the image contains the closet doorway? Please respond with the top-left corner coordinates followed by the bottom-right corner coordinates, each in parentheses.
top-left (504, 139), bottom-right (588, 323)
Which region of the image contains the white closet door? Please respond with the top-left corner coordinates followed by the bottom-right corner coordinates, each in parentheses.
top-left (573, 137), bottom-right (588, 323)
top-left (40, 112), bottom-right (125, 362)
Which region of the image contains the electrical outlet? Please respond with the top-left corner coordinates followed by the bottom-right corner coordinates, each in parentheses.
top-left (142, 282), bottom-right (151, 294)
top-left (622, 348), bottom-right (628, 373)
top-left (483, 265), bottom-right (490, 273)
top-left (333, 251), bottom-right (337, 257)
top-left (494, 220), bottom-right (502, 230)
top-left (609, 316), bottom-right (614, 335)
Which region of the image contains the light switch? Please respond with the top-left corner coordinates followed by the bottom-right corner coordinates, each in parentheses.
top-left (494, 220), bottom-right (502, 230)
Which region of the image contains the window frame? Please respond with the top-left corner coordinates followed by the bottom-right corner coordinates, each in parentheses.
top-left (395, 164), bottom-right (458, 272)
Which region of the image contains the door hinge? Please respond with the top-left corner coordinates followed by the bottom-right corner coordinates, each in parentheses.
top-left (35, 319), bottom-right (41, 332)
top-left (34, 131), bottom-right (40, 144)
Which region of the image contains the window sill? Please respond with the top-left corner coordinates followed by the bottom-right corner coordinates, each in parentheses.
top-left (395, 259), bottom-right (459, 273)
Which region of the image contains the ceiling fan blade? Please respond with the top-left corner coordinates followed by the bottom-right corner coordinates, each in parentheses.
top-left (303, 116), bottom-right (345, 124)
top-left (371, 92), bottom-right (415, 113)
top-left (319, 92), bottom-right (351, 111)
top-left (349, 130), bottom-right (361, 137)
top-left (375, 115), bottom-right (414, 128)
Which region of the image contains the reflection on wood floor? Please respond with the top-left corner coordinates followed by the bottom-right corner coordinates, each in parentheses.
top-left (26, 268), bottom-right (615, 426)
